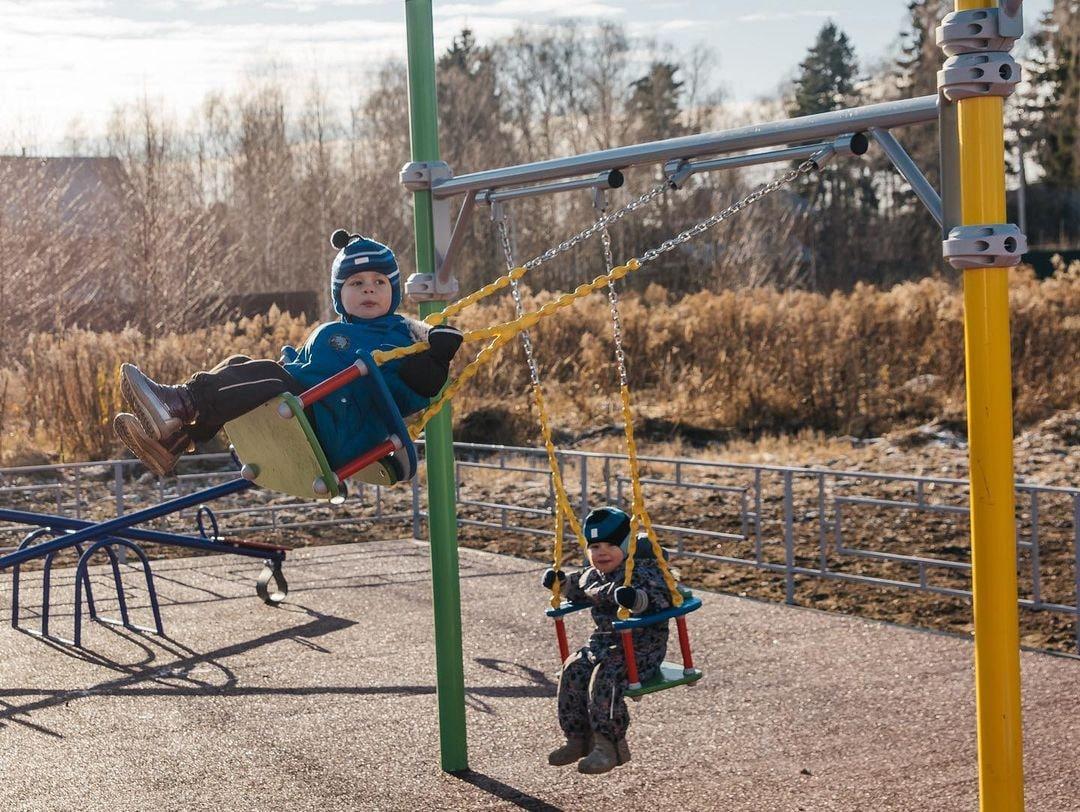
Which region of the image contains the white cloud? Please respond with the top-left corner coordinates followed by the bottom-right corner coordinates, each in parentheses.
top-left (435, 0), bottom-right (622, 18)
top-left (736, 10), bottom-right (835, 23)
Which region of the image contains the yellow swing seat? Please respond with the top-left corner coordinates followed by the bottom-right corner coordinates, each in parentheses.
top-left (223, 351), bottom-right (416, 502)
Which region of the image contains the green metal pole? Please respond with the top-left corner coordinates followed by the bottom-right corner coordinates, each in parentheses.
top-left (404, 0), bottom-right (468, 773)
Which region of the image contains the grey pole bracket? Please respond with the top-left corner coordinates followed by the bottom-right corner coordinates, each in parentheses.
top-left (405, 272), bottom-right (461, 300)
top-left (936, 5), bottom-right (1023, 56)
top-left (942, 223), bottom-right (1027, 269)
top-left (938, 52), bottom-right (1020, 101)
top-left (399, 160), bottom-right (453, 191)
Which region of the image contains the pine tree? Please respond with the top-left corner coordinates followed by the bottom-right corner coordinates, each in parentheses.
top-left (1027, 1), bottom-right (1080, 186)
top-left (894, 0), bottom-right (947, 98)
top-left (788, 22), bottom-right (858, 117)
top-left (628, 61), bottom-right (686, 141)
top-left (787, 22), bottom-right (866, 290)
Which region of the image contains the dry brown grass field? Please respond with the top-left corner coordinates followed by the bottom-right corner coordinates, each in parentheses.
top-left (3, 261), bottom-right (1076, 463)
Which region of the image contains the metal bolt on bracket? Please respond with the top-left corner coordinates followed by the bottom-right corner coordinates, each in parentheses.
top-left (942, 223), bottom-right (1027, 269)
top-left (938, 52), bottom-right (1020, 101)
top-left (405, 272), bottom-right (461, 301)
top-left (936, 6), bottom-right (1023, 56)
top-left (399, 160), bottom-right (452, 191)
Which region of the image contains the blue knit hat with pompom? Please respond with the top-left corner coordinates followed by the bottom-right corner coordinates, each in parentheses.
top-left (329, 229), bottom-right (400, 320)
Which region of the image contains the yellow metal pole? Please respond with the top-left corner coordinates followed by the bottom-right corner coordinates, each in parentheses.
top-left (953, 2), bottom-right (1024, 808)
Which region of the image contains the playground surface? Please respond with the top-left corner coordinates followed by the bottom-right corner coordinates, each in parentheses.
top-left (1, 539), bottom-right (1077, 812)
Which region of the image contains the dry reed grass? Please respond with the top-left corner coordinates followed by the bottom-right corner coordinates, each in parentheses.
top-left (3, 264), bottom-right (1077, 463)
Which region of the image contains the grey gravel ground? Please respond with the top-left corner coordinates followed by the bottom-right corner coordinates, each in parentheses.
top-left (1, 539), bottom-right (1077, 812)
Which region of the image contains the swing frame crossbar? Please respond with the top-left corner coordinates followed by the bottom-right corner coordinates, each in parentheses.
top-left (412, 94), bottom-right (942, 293)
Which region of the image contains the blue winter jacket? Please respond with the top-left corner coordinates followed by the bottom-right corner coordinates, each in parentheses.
top-left (281, 315), bottom-right (429, 470)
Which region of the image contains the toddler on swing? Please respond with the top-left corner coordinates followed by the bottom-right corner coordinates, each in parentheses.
top-left (541, 505), bottom-right (673, 774)
top-left (114, 230), bottom-right (463, 478)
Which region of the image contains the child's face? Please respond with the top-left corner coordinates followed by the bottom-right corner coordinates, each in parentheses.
top-left (340, 271), bottom-right (393, 319)
top-left (587, 541), bottom-right (625, 574)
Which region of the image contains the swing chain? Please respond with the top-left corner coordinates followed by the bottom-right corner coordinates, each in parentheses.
top-left (597, 214), bottom-right (629, 389)
top-left (638, 158), bottom-right (816, 265)
top-left (496, 217), bottom-right (542, 389)
top-left (521, 181), bottom-right (669, 272)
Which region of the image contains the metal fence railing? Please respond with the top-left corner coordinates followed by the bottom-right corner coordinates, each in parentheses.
top-left (1, 442), bottom-right (1077, 652)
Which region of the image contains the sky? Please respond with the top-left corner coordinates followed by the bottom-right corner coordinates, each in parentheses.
top-left (0, 0), bottom-right (1054, 152)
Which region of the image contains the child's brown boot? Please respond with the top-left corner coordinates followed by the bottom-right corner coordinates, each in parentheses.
top-left (114, 413), bottom-right (191, 477)
top-left (577, 734), bottom-right (618, 774)
top-left (547, 737), bottom-right (589, 767)
top-left (121, 363), bottom-right (197, 440)
top-left (615, 738), bottom-right (631, 766)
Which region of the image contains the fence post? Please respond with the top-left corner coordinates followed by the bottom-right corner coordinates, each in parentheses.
top-left (1074, 495), bottom-right (1080, 656)
top-left (113, 462), bottom-right (127, 564)
top-left (411, 471), bottom-right (421, 540)
top-left (579, 455), bottom-right (589, 520)
top-left (784, 470), bottom-right (795, 604)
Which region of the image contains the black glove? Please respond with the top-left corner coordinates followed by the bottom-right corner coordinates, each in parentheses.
top-left (426, 325), bottom-right (464, 365)
top-left (541, 568), bottom-right (567, 590)
top-left (613, 586), bottom-right (639, 610)
top-left (397, 325), bottom-right (463, 398)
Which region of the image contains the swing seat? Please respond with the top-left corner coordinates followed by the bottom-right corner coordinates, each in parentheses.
top-left (625, 661), bottom-right (703, 697)
top-left (223, 351), bottom-right (417, 502)
top-left (547, 586), bottom-right (703, 698)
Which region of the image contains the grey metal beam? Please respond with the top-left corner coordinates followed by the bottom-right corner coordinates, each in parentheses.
top-left (870, 127), bottom-right (944, 226)
top-left (432, 94), bottom-right (939, 199)
top-left (664, 133), bottom-right (869, 188)
top-left (476, 170), bottom-right (623, 205)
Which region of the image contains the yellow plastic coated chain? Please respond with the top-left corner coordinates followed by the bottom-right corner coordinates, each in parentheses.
top-left (402, 259), bottom-right (641, 437)
top-left (532, 382), bottom-right (588, 607)
top-left (616, 383), bottom-right (682, 620)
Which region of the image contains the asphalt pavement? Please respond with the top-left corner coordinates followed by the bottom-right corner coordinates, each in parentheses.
top-left (1, 539), bottom-right (1077, 811)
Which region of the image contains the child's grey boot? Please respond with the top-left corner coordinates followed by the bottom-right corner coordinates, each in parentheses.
top-left (547, 737), bottom-right (589, 767)
top-left (615, 738), bottom-right (631, 766)
top-left (120, 364), bottom-right (197, 440)
top-left (113, 413), bottom-right (191, 477)
top-left (577, 734), bottom-right (619, 774)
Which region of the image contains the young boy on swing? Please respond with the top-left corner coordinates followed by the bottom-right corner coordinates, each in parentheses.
top-left (541, 505), bottom-right (673, 774)
top-left (114, 230), bottom-right (463, 477)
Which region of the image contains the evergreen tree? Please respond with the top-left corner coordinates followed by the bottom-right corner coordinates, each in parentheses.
top-left (787, 22), bottom-right (866, 290)
top-left (628, 61), bottom-right (686, 141)
top-left (894, 0), bottom-right (947, 98)
top-left (1027, 1), bottom-right (1080, 187)
top-left (788, 22), bottom-right (858, 117)
top-left (436, 28), bottom-right (507, 174)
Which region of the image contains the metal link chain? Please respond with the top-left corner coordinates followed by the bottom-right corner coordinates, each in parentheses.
top-left (496, 216), bottom-right (542, 388)
top-left (637, 159), bottom-right (816, 265)
top-left (598, 217), bottom-right (630, 389)
top-left (521, 181), bottom-right (669, 271)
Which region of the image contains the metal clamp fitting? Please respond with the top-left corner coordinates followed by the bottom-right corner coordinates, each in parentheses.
top-left (404, 272), bottom-right (461, 300)
top-left (938, 52), bottom-right (1020, 101)
top-left (399, 160), bottom-right (452, 191)
top-left (942, 223), bottom-right (1027, 269)
top-left (936, 5), bottom-right (1023, 56)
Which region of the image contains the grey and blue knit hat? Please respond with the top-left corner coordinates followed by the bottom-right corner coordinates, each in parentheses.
top-left (330, 229), bottom-right (400, 319)
top-left (582, 506), bottom-right (632, 553)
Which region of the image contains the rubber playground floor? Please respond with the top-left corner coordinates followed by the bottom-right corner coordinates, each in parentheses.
top-left (1, 539), bottom-right (1078, 812)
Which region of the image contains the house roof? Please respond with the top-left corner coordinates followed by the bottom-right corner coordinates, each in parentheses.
top-left (0, 156), bottom-right (131, 236)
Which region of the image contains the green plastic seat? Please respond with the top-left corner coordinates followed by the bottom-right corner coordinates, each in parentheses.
top-left (224, 392), bottom-right (398, 502)
top-left (625, 661), bottom-right (703, 698)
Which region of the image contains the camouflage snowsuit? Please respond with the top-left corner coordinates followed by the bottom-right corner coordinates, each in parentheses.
top-left (557, 560), bottom-right (672, 741)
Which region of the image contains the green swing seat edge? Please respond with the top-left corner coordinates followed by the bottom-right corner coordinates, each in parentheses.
top-left (223, 393), bottom-right (340, 501)
top-left (625, 663), bottom-right (704, 698)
